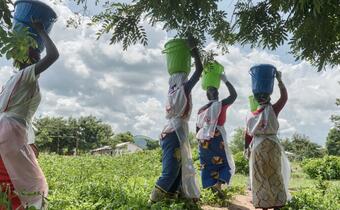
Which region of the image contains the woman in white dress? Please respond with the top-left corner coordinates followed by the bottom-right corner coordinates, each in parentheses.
top-left (150, 34), bottom-right (203, 203)
top-left (244, 72), bottom-right (290, 210)
top-left (0, 21), bottom-right (59, 209)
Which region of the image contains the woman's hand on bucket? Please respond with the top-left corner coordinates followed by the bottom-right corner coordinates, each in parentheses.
top-left (31, 18), bottom-right (45, 33)
top-left (276, 71), bottom-right (282, 82)
top-left (220, 73), bottom-right (228, 83)
top-left (186, 33), bottom-right (197, 50)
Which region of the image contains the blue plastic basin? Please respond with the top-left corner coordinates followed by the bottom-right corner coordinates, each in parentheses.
top-left (13, 0), bottom-right (57, 52)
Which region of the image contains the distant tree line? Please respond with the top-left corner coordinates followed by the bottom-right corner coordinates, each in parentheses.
top-left (34, 116), bottom-right (158, 155)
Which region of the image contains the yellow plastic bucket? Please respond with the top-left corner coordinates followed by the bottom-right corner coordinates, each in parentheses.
top-left (201, 61), bottom-right (224, 90)
top-left (162, 39), bottom-right (191, 75)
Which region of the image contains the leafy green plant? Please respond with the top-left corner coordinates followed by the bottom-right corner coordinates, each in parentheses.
top-left (88, 0), bottom-right (234, 51)
top-left (0, 0), bottom-right (12, 27)
top-left (0, 185), bottom-right (12, 210)
top-left (201, 50), bottom-right (218, 67)
top-left (302, 156), bottom-right (340, 180)
top-left (68, 0), bottom-right (340, 71)
top-left (234, 0), bottom-right (339, 71)
top-left (233, 152), bottom-right (249, 175)
top-left (0, 185), bottom-right (46, 210)
top-left (283, 180), bottom-right (340, 210)
top-left (200, 185), bottom-right (244, 207)
top-left (37, 149), bottom-right (242, 209)
top-left (0, 26), bottom-right (37, 66)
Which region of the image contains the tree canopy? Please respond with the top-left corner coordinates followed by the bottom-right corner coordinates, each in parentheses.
top-left (229, 127), bottom-right (245, 153)
top-left (326, 128), bottom-right (340, 156)
top-left (74, 0), bottom-right (339, 70)
top-left (281, 133), bottom-right (325, 161)
top-left (35, 116), bottom-right (115, 154)
top-left (34, 115), bottom-right (159, 154)
top-left (1, 0), bottom-right (339, 70)
top-left (111, 131), bottom-right (134, 148)
top-left (234, 0), bottom-right (339, 71)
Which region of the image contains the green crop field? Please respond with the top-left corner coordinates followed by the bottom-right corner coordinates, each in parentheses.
top-left (36, 149), bottom-right (340, 210)
top-left (41, 149), bottom-right (239, 210)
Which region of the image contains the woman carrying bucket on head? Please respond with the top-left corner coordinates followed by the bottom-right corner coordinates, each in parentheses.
top-left (149, 34), bottom-right (203, 203)
top-left (244, 64), bottom-right (290, 210)
top-left (196, 61), bottom-right (237, 198)
top-left (0, 1), bottom-right (58, 209)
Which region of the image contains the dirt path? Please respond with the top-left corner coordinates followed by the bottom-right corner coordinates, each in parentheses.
top-left (202, 191), bottom-right (255, 210)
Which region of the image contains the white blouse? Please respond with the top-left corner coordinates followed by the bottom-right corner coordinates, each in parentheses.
top-left (0, 64), bottom-right (41, 144)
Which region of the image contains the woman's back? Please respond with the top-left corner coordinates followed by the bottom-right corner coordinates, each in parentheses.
top-left (0, 65), bottom-right (41, 123)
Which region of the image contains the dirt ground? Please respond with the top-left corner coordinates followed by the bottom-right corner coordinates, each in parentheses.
top-left (202, 191), bottom-right (256, 210)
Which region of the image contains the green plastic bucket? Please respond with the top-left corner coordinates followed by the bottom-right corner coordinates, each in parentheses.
top-left (249, 95), bottom-right (260, 112)
top-left (202, 61), bottom-right (224, 90)
top-left (162, 39), bottom-right (191, 75)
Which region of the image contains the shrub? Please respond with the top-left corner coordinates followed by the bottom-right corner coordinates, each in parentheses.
top-left (283, 180), bottom-right (340, 210)
top-left (200, 185), bottom-right (245, 207)
top-left (233, 152), bottom-right (249, 175)
top-left (302, 156), bottom-right (340, 180)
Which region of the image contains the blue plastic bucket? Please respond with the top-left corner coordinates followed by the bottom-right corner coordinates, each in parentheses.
top-left (13, 0), bottom-right (57, 52)
top-left (249, 64), bottom-right (276, 94)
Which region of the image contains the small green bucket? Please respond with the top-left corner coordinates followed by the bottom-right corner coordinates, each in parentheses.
top-left (201, 61), bottom-right (224, 90)
top-left (162, 39), bottom-right (191, 75)
top-left (249, 95), bottom-right (260, 112)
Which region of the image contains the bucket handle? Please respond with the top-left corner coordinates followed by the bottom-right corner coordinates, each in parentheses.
top-left (249, 68), bottom-right (276, 78)
top-left (162, 44), bottom-right (189, 54)
top-left (204, 68), bottom-right (225, 75)
top-left (273, 68), bottom-right (277, 78)
top-left (249, 69), bottom-right (255, 77)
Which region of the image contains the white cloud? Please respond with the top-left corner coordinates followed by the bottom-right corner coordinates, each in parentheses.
top-left (0, 0), bottom-right (338, 145)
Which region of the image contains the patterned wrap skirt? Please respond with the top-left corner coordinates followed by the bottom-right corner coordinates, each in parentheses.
top-left (198, 129), bottom-right (231, 189)
top-left (250, 138), bottom-right (289, 209)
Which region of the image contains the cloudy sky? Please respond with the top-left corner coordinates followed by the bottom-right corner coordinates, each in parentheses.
top-left (1, 0), bottom-right (339, 145)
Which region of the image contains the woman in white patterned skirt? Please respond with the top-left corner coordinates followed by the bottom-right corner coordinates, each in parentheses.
top-left (244, 71), bottom-right (290, 210)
